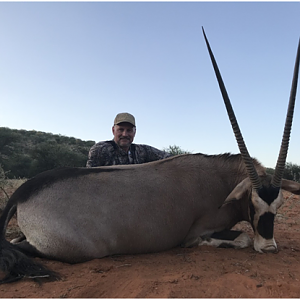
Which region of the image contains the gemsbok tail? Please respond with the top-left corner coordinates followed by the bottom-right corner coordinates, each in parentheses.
top-left (0, 189), bottom-right (60, 284)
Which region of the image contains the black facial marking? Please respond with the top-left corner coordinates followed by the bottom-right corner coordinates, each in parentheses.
top-left (258, 185), bottom-right (280, 205)
top-left (257, 212), bottom-right (275, 239)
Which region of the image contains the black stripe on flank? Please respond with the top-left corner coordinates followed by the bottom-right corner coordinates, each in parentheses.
top-left (211, 229), bottom-right (243, 241)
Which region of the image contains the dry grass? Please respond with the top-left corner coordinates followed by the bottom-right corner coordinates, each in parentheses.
top-left (0, 179), bottom-right (26, 239)
top-left (0, 179), bottom-right (27, 211)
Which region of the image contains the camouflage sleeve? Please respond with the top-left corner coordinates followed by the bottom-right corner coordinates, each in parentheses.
top-left (86, 141), bottom-right (111, 167)
top-left (142, 145), bottom-right (172, 162)
top-left (86, 143), bottom-right (99, 167)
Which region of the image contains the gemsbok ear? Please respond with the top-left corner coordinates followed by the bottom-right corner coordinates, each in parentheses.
top-left (220, 178), bottom-right (252, 208)
top-left (281, 179), bottom-right (300, 195)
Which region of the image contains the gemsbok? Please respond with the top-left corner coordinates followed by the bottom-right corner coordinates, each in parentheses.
top-left (0, 29), bottom-right (299, 284)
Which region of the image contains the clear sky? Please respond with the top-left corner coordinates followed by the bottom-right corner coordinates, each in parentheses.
top-left (0, 2), bottom-right (299, 168)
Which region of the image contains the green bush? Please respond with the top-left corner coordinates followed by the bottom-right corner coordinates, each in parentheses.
top-left (164, 145), bottom-right (191, 156)
top-left (0, 127), bottom-right (95, 179)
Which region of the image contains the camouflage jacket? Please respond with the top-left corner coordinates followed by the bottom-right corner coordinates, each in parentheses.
top-left (86, 140), bottom-right (171, 167)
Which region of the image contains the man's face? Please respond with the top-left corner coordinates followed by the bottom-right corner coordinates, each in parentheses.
top-left (112, 122), bottom-right (136, 151)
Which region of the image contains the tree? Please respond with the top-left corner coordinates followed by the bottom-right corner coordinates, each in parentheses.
top-left (164, 145), bottom-right (191, 156)
top-left (29, 142), bottom-right (87, 176)
top-left (283, 162), bottom-right (300, 183)
top-left (0, 127), bottom-right (19, 148)
top-left (266, 163), bottom-right (299, 182)
top-left (0, 127), bottom-right (94, 178)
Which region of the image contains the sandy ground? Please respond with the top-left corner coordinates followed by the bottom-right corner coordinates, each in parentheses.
top-left (0, 191), bottom-right (300, 298)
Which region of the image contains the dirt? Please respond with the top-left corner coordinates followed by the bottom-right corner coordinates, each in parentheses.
top-left (1, 191), bottom-right (300, 298)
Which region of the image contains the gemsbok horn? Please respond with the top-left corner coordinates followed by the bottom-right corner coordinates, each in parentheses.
top-left (202, 27), bottom-right (300, 192)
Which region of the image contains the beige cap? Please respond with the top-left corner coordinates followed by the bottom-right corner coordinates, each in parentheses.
top-left (114, 112), bottom-right (136, 126)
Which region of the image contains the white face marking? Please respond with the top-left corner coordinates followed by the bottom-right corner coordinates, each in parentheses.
top-left (270, 191), bottom-right (285, 212)
top-left (253, 234), bottom-right (277, 253)
top-left (250, 189), bottom-right (284, 253)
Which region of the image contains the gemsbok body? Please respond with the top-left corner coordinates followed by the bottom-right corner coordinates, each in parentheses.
top-left (0, 29), bottom-right (299, 284)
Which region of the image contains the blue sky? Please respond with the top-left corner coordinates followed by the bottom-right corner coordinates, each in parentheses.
top-left (0, 2), bottom-right (299, 168)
